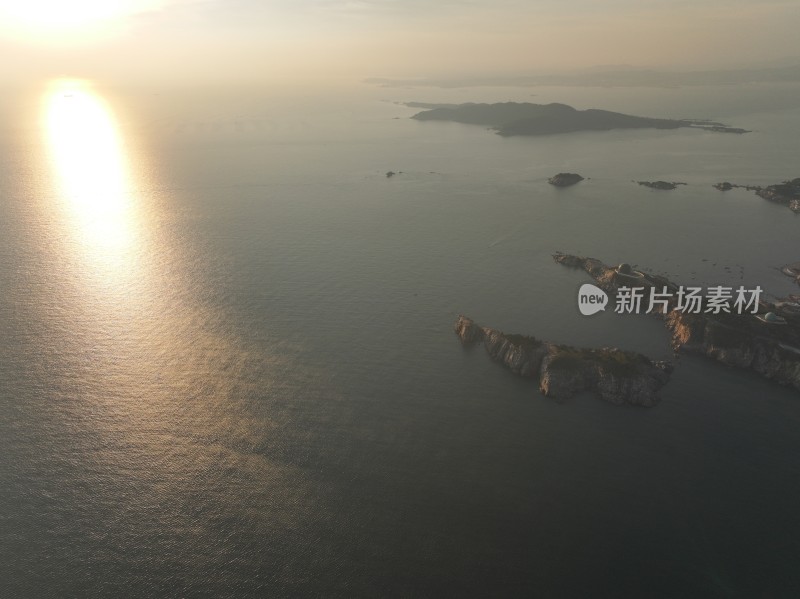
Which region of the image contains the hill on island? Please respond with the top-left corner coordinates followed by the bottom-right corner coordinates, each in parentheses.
top-left (409, 102), bottom-right (743, 136)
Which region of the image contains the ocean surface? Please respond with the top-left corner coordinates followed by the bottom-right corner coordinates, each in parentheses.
top-left (2, 79), bottom-right (800, 597)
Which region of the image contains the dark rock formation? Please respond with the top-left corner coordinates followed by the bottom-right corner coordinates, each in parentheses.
top-left (554, 253), bottom-right (800, 391)
top-left (711, 178), bottom-right (800, 211)
top-left (664, 311), bottom-right (800, 390)
top-left (720, 182), bottom-right (761, 192)
top-left (541, 348), bottom-right (672, 406)
top-left (548, 173), bottom-right (584, 187)
top-left (455, 315), bottom-right (546, 377)
top-left (637, 181), bottom-right (687, 190)
top-left (703, 126), bottom-right (750, 134)
top-left (454, 314), bottom-right (485, 345)
top-left (756, 178), bottom-right (800, 212)
top-left (454, 315), bottom-right (672, 406)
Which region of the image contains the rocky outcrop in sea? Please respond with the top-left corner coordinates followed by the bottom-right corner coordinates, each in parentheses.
top-left (454, 315), bottom-right (672, 406)
top-left (548, 173), bottom-right (584, 187)
top-left (637, 181), bottom-right (687, 190)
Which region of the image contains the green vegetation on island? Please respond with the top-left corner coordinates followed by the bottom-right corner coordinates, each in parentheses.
top-left (410, 102), bottom-right (747, 136)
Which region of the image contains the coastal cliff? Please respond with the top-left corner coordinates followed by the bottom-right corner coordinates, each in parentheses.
top-left (664, 311), bottom-right (800, 390)
top-left (455, 315), bottom-right (672, 406)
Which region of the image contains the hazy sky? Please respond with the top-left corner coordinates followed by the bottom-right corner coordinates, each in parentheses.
top-left (2, 0), bottom-right (799, 84)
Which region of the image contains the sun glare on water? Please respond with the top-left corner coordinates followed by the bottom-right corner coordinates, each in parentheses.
top-left (43, 80), bottom-right (140, 269)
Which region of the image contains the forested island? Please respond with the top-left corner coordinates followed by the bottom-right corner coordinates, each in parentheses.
top-left (410, 102), bottom-right (747, 136)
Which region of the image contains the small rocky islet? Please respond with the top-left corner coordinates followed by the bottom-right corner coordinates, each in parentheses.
top-left (547, 174), bottom-right (687, 189)
top-left (547, 173), bottom-right (584, 187)
top-left (637, 180), bottom-right (687, 190)
top-left (541, 174), bottom-right (800, 210)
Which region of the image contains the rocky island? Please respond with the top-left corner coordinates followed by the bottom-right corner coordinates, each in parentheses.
top-left (713, 177), bottom-right (800, 211)
top-left (756, 178), bottom-right (800, 211)
top-left (410, 102), bottom-right (746, 137)
top-left (637, 181), bottom-right (687, 190)
top-left (455, 315), bottom-right (672, 406)
top-left (548, 173), bottom-right (584, 187)
top-left (554, 253), bottom-right (800, 392)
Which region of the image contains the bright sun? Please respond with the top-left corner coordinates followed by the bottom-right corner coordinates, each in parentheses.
top-left (0, 0), bottom-right (159, 34)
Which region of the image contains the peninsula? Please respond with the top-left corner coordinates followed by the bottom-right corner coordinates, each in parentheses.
top-left (554, 253), bottom-right (800, 392)
top-left (410, 102), bottom-right (747, 136)
top-left (455, 316), bottom-right (672, 406)
top-left (714, 177), bottom-right (800, 212)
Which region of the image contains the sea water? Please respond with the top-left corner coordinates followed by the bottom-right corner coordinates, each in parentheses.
top-left (1, 80), bottom-right (800, 597)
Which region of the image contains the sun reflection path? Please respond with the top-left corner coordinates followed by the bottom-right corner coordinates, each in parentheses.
top-left (34, 81), bottom-right (312, 547)
top-left (43, 79), bottom-right (140, 274)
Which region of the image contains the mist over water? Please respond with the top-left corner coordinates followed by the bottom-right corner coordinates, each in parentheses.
top-left (2, 80), bottom-right (800, 597)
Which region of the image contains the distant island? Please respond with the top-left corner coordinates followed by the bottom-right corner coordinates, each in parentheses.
top-left (715, 177), bottom-right (800, 212)
top-left (409, 102), bottom-right (747, 136)
top-left (637, 180), bottom-right (687, 190)
top-left (548, 173), bottom-right (584, 187)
